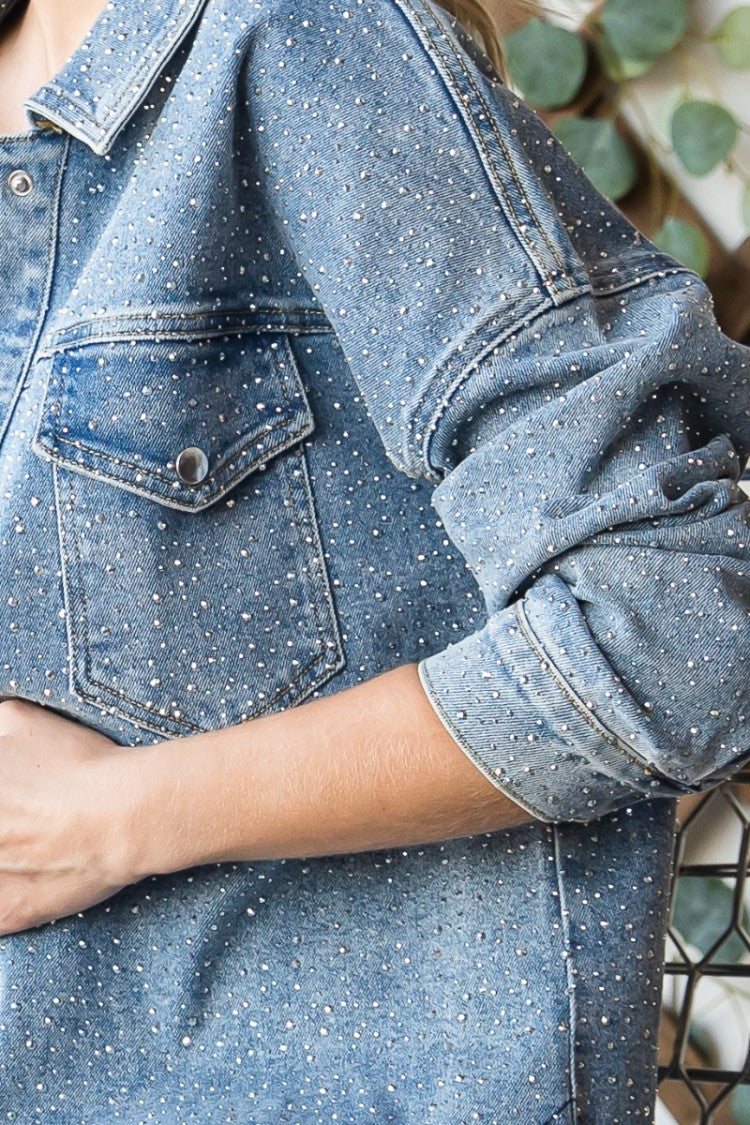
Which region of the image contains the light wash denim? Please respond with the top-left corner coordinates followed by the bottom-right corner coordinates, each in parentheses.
top-left (0, 0), bottom-right (748, 1120)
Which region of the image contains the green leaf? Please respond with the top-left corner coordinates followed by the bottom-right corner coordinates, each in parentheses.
top-left (671, 875), bottom-right (748, 961)
top-left (743, 183), bottom-right (750, 230)
top-left (599, 0), bottom-right (687, 64)
top-left (671, 100), bottom-right (739, 175)
top-left (596, 36), bottom-right (655, 80)
top-left (503, 19), bottom-right (587, 109)
top-left (731, 1085), bottom-right (750, 1125)
top-left (553, 117), bottom-right (637, 200)
top-left (712, 6), bottom-right (750, 69)
top-left (654, 218), bottom-right (710, 277)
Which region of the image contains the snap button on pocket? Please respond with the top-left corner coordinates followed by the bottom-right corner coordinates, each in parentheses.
top-left (8, 169), bottom-right (33, 197)
top-left (32, 322), bottom-right (346, 736)
top-left (175, 446), bottom-right (209, 486)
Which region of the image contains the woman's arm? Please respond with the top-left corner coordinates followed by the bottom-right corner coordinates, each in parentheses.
top-left (0, 668), bottom-right (531, 936)
top-left (124, 662), bottom-right (532, 877)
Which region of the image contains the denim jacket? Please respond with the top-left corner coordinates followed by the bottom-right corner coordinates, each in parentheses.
top-left (2, 0), bottom-right (747, 824)
top-left (2, 0), bottom-right (748, 1120)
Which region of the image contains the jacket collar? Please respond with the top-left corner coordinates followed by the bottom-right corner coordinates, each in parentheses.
top-left (0, 0), bottom-right (208, 154)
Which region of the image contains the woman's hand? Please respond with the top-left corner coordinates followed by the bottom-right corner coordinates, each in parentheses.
top-left (0, 698), bottom-right (138, 935)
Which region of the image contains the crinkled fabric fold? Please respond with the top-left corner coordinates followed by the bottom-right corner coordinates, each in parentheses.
top-left (246, 0), bottom-right (750, 822)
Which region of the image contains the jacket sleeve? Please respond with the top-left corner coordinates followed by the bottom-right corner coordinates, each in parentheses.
top-left (243, 0), bottom-right (750, 822)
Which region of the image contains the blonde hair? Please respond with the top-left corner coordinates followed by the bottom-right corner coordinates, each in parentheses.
top-left (433, 0), bottom-right (536, 76)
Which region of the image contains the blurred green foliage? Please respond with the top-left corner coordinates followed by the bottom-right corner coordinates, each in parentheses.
top-left (502, 1), bottom-right (750, 277)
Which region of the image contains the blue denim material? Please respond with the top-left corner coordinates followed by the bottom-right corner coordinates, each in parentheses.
top-left (0, 0), bottom-right (748, 1120)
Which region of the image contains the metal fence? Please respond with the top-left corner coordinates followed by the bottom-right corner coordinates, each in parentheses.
top-left (658, 772), bottom-right (750, 1124)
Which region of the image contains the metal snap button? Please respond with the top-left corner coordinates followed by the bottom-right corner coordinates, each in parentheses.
top-left (175, 446), bottom-right (209, 486)
top-left (7, 169), bottom-right (33, 197)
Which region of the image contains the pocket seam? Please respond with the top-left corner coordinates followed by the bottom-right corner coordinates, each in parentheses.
top-left (45, 324), bottom-right (346, 736)
top-left (56, 445), bottom-right (346, 738)
top-left (34, 333), bottom-right (315, 513)
top-left (55, 464), bottom-right (202, 734)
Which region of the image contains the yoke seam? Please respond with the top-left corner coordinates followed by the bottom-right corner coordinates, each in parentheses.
top-left (39, 308), bottom-right (333, 354)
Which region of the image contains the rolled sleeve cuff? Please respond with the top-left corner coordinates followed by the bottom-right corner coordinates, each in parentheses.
top-left (416, 582), bottom-right (691, 824)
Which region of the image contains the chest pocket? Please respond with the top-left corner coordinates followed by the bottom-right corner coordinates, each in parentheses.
top-left (32, 317), bottom-right (345, 738)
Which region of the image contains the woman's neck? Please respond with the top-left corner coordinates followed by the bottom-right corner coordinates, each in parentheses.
top-left (17, 0), bottom-right (108, 73)
top-left (0, 0), bottom-right (107, 135)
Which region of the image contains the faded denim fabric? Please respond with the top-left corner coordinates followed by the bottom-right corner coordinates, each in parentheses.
top-left (0, 0), bottom-right (747, 1121)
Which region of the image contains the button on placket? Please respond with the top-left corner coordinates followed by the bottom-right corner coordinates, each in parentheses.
top-left (0, 140), bottom-right (65, 443)
top-left (7, 169), bottom-right (34, 197)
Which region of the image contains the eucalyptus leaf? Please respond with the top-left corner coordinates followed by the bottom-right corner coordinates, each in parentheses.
top-left (671, 100), bottom-right (739, 175)
top-left (654, 218), bottom-right (710, 277)
top-left (672, 875), bottom-right (748, 962)
top-left (712, 6), bottom-right (750, 70)
top-left (743, 183), bottom-right (750, 230)
top-left (599, 0), bottom-right (687, 64)
top-left (596, 36), bottom-right (654, 81)
top-left (504, 19), bottom-right (587, 109)
top-left (553, 117), bottom-right (637, 200)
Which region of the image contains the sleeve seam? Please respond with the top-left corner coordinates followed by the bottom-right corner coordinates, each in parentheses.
top-left (416, 292), bottom-right (560, 483)
top-left (396, 0), bottom-right (576, 298)
top-left (417, 269), bottom-right (695, 484)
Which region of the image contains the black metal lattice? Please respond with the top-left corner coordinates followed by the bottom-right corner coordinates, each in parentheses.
top-left (658, 771), bottom-right (750, 1124)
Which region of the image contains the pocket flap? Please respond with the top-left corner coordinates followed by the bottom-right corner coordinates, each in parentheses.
top-left (32, 329), bottom-right (314, 512)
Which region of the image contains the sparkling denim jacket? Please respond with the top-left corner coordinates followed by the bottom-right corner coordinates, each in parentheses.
top-left (1, 0), bottom-right (749, 828)
top-left (3, 1), bottom-right (750, 1121)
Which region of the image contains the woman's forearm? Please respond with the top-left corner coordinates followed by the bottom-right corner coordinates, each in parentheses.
top-left (123, 663), bottom-right (533, 882)
top-left (0, 669), bottom-right (532, 935)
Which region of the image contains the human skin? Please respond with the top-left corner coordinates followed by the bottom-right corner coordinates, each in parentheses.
top-left (0, 0), bottom-right (112, 133)
top-left (0, 667), bottom-right (531, 935)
